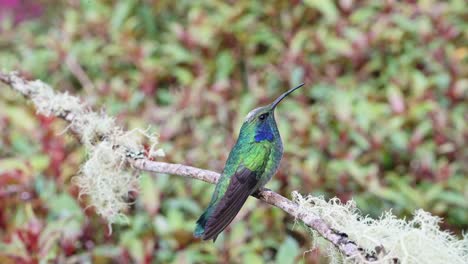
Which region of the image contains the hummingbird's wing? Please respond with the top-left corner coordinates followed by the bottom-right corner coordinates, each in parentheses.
top-left (202, 144), bottom-right (271, 241)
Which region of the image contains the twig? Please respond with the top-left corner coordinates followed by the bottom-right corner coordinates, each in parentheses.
top-left (0, 71), bottom-right (383, 262)
top-left (65, 55), bottom-right (96, 97)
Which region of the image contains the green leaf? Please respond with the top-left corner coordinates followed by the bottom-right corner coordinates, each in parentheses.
top-left (304, 0), bottom-right (338, 23)
top-left (48, 193), bottom-right (83, 219)
top-left (30, 155), bottom-right (50, 172)
top-left (111, 1), bottom-right (136, 35)
top-left (276, 236), bottom-right (299, 264)
top-left (437, 191), bottom-right (468, 208)
top-left (243, 252), bottom-right (263, 264)
top-left (140, 173), bottom-right (160, 215)
top-left (216, 51), bottom-right (235, 81)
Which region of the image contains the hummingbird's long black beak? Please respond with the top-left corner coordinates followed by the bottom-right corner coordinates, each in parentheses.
top-left (270, 83), bottom-right (304, 109)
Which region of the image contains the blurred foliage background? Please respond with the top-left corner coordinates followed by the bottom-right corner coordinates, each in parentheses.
top-left (0, 0), bottom-right (467, 263)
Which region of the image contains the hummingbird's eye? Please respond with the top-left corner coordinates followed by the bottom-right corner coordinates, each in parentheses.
top-left (259, 113), bottom-right (268, 120)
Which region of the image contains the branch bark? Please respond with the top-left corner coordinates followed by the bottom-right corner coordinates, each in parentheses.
top-left (1, 71), bottom-right (381, 262)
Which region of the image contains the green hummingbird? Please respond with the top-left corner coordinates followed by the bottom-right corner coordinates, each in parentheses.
top-left (194, 83), bottom-right (304, 241)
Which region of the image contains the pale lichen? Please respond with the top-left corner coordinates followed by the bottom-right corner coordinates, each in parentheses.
top-left (7, 73), bottom-right (162, 224)
top-left (293, 192), bottom-right (468, 264)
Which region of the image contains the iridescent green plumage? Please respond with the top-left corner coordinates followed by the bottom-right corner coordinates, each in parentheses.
top-left (194, 84), bottom-right (304, 241)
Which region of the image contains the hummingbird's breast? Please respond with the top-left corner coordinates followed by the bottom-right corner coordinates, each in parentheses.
top-left (237, 118), bottom-right (284, 188)
top-left (257, 136), bottom-right (283, 188)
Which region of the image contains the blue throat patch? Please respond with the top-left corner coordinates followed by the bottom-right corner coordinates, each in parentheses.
top-left (255, 121), bottom-right (274, 142)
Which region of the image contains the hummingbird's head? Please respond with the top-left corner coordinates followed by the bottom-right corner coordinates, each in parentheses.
top-left (241, 83), bottom-right (304, 142)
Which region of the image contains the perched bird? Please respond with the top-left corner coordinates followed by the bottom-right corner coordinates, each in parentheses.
top-left (194, 83), bottom-right (304, 241)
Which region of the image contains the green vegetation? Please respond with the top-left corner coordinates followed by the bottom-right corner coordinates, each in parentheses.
top-left (0, 0), bottom-right (466, 263)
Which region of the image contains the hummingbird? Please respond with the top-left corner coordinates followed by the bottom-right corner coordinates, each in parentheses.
top-left (194, 83), bottom-right (304, 241)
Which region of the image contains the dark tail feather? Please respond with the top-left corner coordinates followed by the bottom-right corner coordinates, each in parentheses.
top-left (194, 192), bottom-right (250, 242)
top-left (201, 174), bottom-right (256, 241)
top-left (194, 206), bottom-right (213, 238)
top-left (202, 193), bottom-right (250, 241)
top-left (195, 167), bottom-right (259, 241)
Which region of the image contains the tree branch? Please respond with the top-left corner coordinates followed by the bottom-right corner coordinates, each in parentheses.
top-left (0, 71), bottom-right (381, 262)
